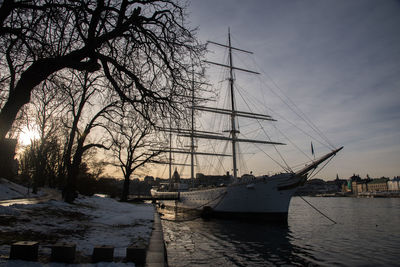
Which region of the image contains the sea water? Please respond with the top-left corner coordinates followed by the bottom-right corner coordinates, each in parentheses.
top-left (161, 197), bottom-right (400, 266)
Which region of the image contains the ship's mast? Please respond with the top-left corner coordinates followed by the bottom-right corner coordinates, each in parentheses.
top-left (154, 30), bottom-right (341, 184)
top-left (157, 30), bottom-right (284, 182)
top-left (169, 116), bottom-right (172, 181)
top-left (228, 29), bottom-right (238, 179)
top-left (192, 29), bottom-right (285, 180)
top-left (154, 69), bottom-right (231, 184)
top-left (190, 67), bottom-right (195, 187)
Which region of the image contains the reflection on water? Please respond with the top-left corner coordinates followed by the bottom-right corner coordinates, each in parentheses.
top-left (161, 211), bottom-right (316, 266)
top-left (161, 197), bottom-right (400, 267)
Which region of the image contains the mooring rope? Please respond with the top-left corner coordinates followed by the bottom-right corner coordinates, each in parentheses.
top-left (300, 196), bottom-right (337, 224)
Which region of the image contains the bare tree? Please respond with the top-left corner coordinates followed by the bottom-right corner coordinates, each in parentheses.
top-left (59, 70), bottom-right (115, 202)
top-left (108, 105), bottom-right (162, 201)
top-left (19, 132), bottom-right (62, 192)
top-left (20, 79), bottom-right (64, 192)
top-left (0, 0), bottom-right (204, 177)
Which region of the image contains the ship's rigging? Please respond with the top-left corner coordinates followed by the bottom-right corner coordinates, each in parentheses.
top-left (150, 29), bottom-right (343, 222)
top-left (154, 29), bottom-right (341, 182)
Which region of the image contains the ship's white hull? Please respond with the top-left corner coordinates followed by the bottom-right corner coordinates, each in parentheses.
top-left (151, 173), bottom-right (304, 221)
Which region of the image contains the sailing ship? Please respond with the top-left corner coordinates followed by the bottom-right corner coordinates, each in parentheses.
top-left (151, 30), bottom-right (342, 222)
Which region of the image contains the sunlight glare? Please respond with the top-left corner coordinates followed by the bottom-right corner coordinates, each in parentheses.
top-left (19, 127), bottom-right (40, 145)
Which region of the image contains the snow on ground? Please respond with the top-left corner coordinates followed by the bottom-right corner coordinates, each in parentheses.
top-left (0, 192), bottom-right (154, 266)
top-left (0, 260), bottom-right (133, 267)
top-left (0, 178), bottom-right (43, 200)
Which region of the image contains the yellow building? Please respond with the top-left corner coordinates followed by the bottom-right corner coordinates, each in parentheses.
top-left (367, 178), bottom-right (389, 192)
top-left (356, 182), bottom-right (368, 193)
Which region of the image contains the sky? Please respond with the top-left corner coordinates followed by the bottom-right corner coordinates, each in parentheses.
top-left (180, 0), bottom-right (400, 180)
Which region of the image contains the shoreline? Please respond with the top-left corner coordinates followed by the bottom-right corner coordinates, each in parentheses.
top-left (146, 209), bottom-right (168, 267)
top-left (296, 192), bottom-right (400, 198)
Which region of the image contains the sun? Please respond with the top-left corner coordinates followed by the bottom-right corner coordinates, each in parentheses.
top-left (19, 127), bottom-right (40, 145)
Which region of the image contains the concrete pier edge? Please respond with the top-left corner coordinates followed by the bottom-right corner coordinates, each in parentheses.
top-left (145, 206), bottom-right (168, 267)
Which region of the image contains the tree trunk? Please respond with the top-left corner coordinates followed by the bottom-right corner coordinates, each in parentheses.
top-left (0, 140), bottom-right (7, 178)
top-left (63, 153), bottom-right (82, 203)
top-left (0, 139), bottom-right (17, 179)
top-left (121, 175), bottom-right (130, 202)
top-left (32, 174), bottom-right (38, 194)
top-left (63, 166), bottom-right (78, 203)
top-left (63, 142), bottom-right (84, 203)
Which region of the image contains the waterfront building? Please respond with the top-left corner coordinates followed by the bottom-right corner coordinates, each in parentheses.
top-left (342, 182), bottom-right (351, 192)
top-left (350, 175), bottom-right (374, 195)
top-left (349, 174), bottom-right (362, 194)
top-left (351, 176), bottom-right (390, 195)
top-left (356, 181), bottom-right (368, 194)
top-left (295, 175), bottom-right (399, 196)
top-left (367, 178), bottom-right (389, 192)
top-left (388, 178), bottom-right (400, 191)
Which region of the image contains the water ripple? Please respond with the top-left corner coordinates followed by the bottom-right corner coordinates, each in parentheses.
top-left (162, 197), bottom-right (400, 266)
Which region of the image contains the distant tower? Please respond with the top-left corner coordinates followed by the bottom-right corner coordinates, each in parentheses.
top-left (172, 168), bottom-right (180, 184)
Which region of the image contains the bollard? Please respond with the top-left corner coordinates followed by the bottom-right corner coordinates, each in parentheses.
top-left (51, 243), bottom-right (76, 263)
top-left (92, 245), bottom-right (114, 262)
top-left (126, 246), bottom-right (146, 266)
top-left (10, 241), bottom-right (39, 261)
